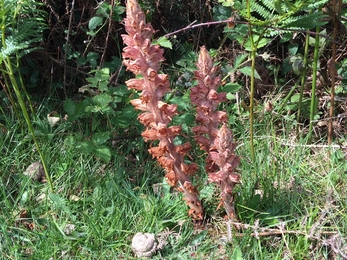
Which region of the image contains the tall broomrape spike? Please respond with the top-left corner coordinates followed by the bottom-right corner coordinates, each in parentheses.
top-left (122, 0), bottom-right (203, 220)
top-left (191, 46), bottom-right (240, 220)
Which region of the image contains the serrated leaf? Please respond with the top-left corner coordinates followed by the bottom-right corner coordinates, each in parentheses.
top-left (80, 140), bottom-right (95, 153)
top-left (92, 132), bottom-right (110, 145)
top-left (49, 193), bottom-right (71, 214)
top-left (95, 146), bottom-right (111, 162)
top-left (154, 36), bottom-right (172, 49)
top-left (88, 16), bottom-right (103, 31)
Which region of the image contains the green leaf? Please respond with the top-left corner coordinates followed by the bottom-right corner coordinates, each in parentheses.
top-left (88, 16), bottom-right (103, 32)
top-left (64, 134), bottom-right (83, 147)
top-left (231, 246), bottom-right (244, 260)
top-left (222, 83), bottom-right (243, 93)
top-left (96, 2), bottom-right (111, 18)
top-left (154, 36), bottom-right (172, 49)
top-left (172, 113), bottom-right (195, 126)
top-left (86, 93), bottom-right (113, 113)
top-left (169, 94), bottom-right (192, 110)
top-left (239, 67), bottom-right (261, 80)
top-left (290, 55), bottom-right (304, 75)
top-left (249, 194), bottom-right (261, 209)
top-left (20, 191), bottom-right (29, 207)
top-left (92, 132), bottom-right (110, 145)
top-left (80, 140), bottom-right (95, 153)
top-left (234, 54), bottom-right (248, 69)
top-left (95, 146), bottom-right (111, 162)
top-left (49, 193), bottom-right (71, 214)
top-left (288, 43), bottom-right (299, 56)
top-left (226, 92), bottom-right (236, 100)
top-left (113, 5), bottom-right (126, 22)
top-left (112, 105), bottom-right (139, 128)
top-left (87, 52), bottom-right (99, 69)
top-left (64, 98), bottom-right (76, 118)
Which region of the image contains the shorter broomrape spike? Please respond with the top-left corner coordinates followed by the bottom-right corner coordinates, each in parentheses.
top-left (192, 47), bottom-right (240, 220)
top-left (122, 0), bottom-right (204, 220)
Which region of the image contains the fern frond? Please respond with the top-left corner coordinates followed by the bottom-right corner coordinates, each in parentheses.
top-left (282, 12), bottom-right (329, 30)
top-left (239, 0), bottom-right (329, 31)
top-left (0, 0), bottom-right (47, 61)
top-left (306, 0), bottom-right (330, 9)
top-left (251, 2), bottom-right (274, 20)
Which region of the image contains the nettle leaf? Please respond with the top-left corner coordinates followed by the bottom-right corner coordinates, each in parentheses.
top-left (239, 67), bottom-right (261, 80)
top-left (92, 132), bottom-right (110, 145)
top-left (88, 16), bottom-right (103, 32)
top-left (154, 36), bottom-right (172, 49)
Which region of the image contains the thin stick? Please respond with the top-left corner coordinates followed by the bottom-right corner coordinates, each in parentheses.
top-left (232, 230), bottom-right (337, 237)
top-left (100, 0), bottom-right (114, 67)
top-left (63, 0), bottom-right (75, 98)
top-left (163, 19), bottom-right (342, 45)
top-left (328, 11), bottom-right (338, 146)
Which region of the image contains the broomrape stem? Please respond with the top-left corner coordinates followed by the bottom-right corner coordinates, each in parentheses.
top-left (122, 0), bottom-right (203, 220)
top-left (191, 47), bottom-right (240, 220)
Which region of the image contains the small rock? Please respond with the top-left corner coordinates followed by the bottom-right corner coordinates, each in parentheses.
top-left (131, 232), bottom-right (157, 258)
top-left (23, 161), bottom-right (45, 182)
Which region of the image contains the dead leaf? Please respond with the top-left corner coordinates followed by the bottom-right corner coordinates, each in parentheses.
top-left (47, 111), bottom-right (61, 127)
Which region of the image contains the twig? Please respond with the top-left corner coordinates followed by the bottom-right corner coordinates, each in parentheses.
top-left (100, 0), bottom-right (114, 67)
top-left (164, 18), bottom-right (237, 38)
top-left (163, 19), bottom-right (343, 45)
top-left (63, 0), bottom-right (75, 98)
top-left (279, 141), bottom-right (347, 149)
top-left (328, 7), bottom-right (339, 147)
top-left (229, 221), bottom-right (337, 238)
top-left (232, 229), bottom-right (337, 237)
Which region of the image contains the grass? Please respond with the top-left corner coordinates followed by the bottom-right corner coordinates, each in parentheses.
top-left (0, 104), bottom-right (346, 259)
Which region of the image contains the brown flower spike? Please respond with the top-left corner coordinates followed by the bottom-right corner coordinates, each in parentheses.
top-left (191, 47), bottom-right (240, 220)
top-left (122, 0), bottom-right (203, 220)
